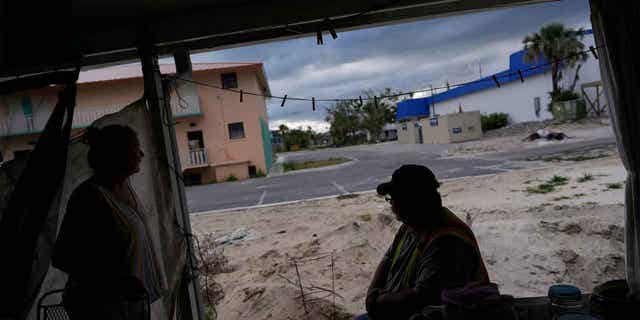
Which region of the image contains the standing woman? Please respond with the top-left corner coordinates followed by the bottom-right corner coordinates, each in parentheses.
top-left (53, 125), bottom-right (162, 319)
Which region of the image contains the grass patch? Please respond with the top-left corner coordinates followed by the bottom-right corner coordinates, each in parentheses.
top-left (527, 183), bottom-right (556, 194)
top-left (358, 213), bottom-right (372, 222)
top-left (251, 169), bottom-right (266, 179)
top-left (577, 173), bottom-right (594, 183)
top-left (607, 183), bottom-right (623, 190)
top-left (337, 193), bottom-right (360, 200)
top-left (574, 193), bottom-right (586, 198)
top-left (526, 175), bottom-right (569, 194)
top-left (552, 196), bottom-right (571, 201)
top-left (548, 175), bottom-right (569, 185)
top-left (283, 157), bottom-right (351, 172)
top-left (542, 153), bottom-right (609, 162)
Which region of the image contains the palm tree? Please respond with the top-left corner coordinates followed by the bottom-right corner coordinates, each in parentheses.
top-left (278, 124), bottom-right (289, 150)
top-left (523, 23), bottom-right (588, 99)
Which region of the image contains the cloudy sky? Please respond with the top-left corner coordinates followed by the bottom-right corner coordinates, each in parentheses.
top-left (191, 0), bottom-right (592, 132)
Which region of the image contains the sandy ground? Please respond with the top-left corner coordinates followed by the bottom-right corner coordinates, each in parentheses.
top-left (446, 118), bottom-right (614, 157)
top-left (191, 152), bottom-right (627, 320)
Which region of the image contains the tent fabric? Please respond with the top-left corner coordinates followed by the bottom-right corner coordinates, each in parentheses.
top-left (590, 0), bottom-right (640, 298)
top-left (0, 99), bottom-right (187, 319)
top-left (0, 84), bottom-right (77, 319)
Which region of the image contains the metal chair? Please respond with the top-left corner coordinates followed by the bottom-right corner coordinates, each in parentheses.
top-left (36, 289), bottom-right (69, 320)
top-left (36, 287), bottom-right (150, 320)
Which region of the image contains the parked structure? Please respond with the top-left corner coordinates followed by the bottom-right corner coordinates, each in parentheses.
top-left (0, 62), bottom-right (273, 184)
top-left (397, 30), bottom-right (601, 131)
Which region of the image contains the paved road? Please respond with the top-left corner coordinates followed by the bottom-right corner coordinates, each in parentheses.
top-left (186, 136), bottom-right (616, 213)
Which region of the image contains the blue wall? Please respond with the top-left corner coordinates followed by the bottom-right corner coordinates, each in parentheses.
top-left (397, 49), bottom-right (551, 121)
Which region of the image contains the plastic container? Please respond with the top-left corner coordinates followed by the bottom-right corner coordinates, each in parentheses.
top-left (548, 285), bottom-right (584, 317)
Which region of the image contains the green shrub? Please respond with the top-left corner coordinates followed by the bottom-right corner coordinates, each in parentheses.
top-left (526, 175), bottom-right (569, 194)
top-left (226, 174), bottom-right (238, 182)
top-left (481, 113), bottom-right (509, 131)
top-left (577, 173), bottom-right (593, 183)
top-left (607, 183), bottom-right (623, 189)
top-left (548, 175), bottom-right (569, 186)
top-left (254, 169), bottom-right (266, 177)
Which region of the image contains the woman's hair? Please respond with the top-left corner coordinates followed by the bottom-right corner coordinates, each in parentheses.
top-left (86, 125), bottom-right (138, 174)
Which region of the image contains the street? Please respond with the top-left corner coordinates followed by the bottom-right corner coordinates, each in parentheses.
top-left (186, 137), bottom-right (616, 213)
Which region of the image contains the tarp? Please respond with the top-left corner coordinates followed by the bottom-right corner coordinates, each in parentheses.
top-left (0, 83), bottom-right (76, 319)
top-left (590, 0), bottom-right (640, 298)
top-left (0, 99), bottom-right (187, 319)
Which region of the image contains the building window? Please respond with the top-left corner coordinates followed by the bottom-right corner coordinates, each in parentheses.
top-left (221, 72), bottom-right (238, 89)
top-left (187, 130), bottom-right (204, 150)
top-left (228, 122), bottom-right (245, 139)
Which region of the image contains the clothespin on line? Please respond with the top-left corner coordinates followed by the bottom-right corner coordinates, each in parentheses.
top-left (492, 75), bottom-right (501, 88)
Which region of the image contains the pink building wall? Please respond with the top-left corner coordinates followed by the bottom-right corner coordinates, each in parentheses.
top-left (0, 64), bottom-right (271, 184)
top-left (175, 66), bottom-right (270, 183)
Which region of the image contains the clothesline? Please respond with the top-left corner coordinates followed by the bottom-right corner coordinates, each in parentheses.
top-left (169, 45), bottom-right (603, 108)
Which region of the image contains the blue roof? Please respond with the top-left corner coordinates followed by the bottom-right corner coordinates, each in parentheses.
top-left (397, 29), bottom-right (593, 121)
top-left (397, 48), bottom-right (552, 120)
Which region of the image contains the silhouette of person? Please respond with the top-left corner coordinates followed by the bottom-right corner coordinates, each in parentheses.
top-left (53, 125), bottom-right (162, 319)
top-left (356, 164), bottom-right (489, 320)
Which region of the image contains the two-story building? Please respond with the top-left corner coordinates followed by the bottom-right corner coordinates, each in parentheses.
top-left (0, 62), bottom-right (273, 184)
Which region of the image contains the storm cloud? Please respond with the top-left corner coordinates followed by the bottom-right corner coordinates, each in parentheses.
top-left (192, 0), bottom-right (592, 131)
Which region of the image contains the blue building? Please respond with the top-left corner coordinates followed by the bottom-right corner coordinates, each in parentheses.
top-left (396, 30), bottom-right (599, 125)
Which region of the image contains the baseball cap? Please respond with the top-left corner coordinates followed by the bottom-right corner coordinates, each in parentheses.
top-left (377, 164), bottom-right (440, 196)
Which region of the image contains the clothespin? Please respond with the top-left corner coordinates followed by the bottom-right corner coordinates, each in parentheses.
top-left (492, 75), bottom-right (501, 88)
top-left (324, 18), bottom-right (338, 40)
top-left (359, 96), bottom-right (363, 106)
top-left (240, 90), bottom-right (244, 102)
top-left (281, 94), bottom-right (287, 107)
top-left (312, 97), bottom-right (316, 111)
top-left (589, 46), bottom-right (599, 60)
top-left (316, 29), bottom-right (324, 45)
top-left (517, 70), bottom-right (524, 83)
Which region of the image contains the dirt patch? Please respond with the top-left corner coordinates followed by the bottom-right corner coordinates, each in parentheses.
top-left (191, 154), bottom-right (626, 319)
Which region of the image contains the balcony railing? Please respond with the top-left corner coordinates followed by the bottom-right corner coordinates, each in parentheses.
top-left (0, 98), bottom-right (202, 137)
top-left (184, 148), bottom-right (209, 169)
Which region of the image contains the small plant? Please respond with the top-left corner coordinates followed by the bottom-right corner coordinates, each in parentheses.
top-left (526, 175), bottom-right (569, 194)
top-left (548, 175), bottom-right (569, 186)
top-left (527, 183), bottom-right (556, 194)
top-left (253, 169), bottom-right (266, 178)
top-left (226, 174), bottom-right (238, 182)
top-left (282, 162), bottom-right (296, 172)
top-left (481, 113), bottom-right (509, 131)
top-left (577, 173), bottom-right (594, 183)
top-left (574, 193), bottom-right (586, 198)
top-left (552, 196), bottom-right (571, 201)
top-left (607, 183), bottom-right (623, 190)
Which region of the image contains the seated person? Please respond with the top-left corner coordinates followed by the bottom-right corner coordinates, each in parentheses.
top-left (357, 164), bottom-right (490, 320)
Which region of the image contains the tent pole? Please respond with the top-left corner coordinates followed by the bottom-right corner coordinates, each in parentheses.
top-left (139, 44), bottom-right (206, 320)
